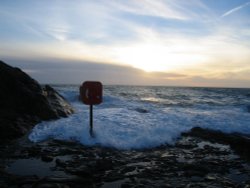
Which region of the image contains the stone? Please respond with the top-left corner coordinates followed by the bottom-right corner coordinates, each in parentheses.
top-left (41, 155), bottom-right (54, 162)
top-left (43, 85), bottom-right (74, 117)
top-left (96, 159), bottom-right (113, 171)
top-left (135, 108), bottom-right (149, 113)
top-left (55, 159), bottom-right (66, 167)
top-left (66, 166), bottom-right (92, 177)
top-left (205, 175), bottom-right (217, 181)
top-left (0, 60), bottom-right (74, 141)
top-left (33, 183), bottom-right (69, 188)
top-left (182, 127), bottom-right (250, 161)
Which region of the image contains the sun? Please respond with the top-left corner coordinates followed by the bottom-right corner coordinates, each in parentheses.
top-left (114, 43), bottom-right (203, 73)
top-left (124, 44), bottom-right (169, 72)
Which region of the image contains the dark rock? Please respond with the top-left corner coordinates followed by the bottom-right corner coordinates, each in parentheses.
top-left (1, 137), bottom-right (250, 187)
top-left (121, 182), bottom-right (132, 188)
top-left (27, 146), bottom-right (42, 157)
top-left (120, 166), bottom-right (136, 174)
top-left (182, 163), bottom-right (209, 177)
top-left (0, 60), bottom-right (74, 141)
top-left (55, 159), bottom-right (66, 167)
top-left (66, 166), bottom-right (92, 177)
top-left (135, 108), bottom-right (149, 113)
top-left (41, 155), bottom-right (54, 162)
top-left (96, 159), bottom-right (113, 171)
top-left (182, 127), bottom-right (250, 161)
top-left (205, 174), bottom-right (217, 181)
top-left (43, 85), bottom-right (74, 117)
top-left (33, 183), bottom-right (67, 188)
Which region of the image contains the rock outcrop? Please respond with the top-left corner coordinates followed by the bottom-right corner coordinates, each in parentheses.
top-left (0, 60), bottom-right (74, 141)
top-left (43, 85), bottom-right (74, 117)
top-left (182, 127), bottom-right (250, 160)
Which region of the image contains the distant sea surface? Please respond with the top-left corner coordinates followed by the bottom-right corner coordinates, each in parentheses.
top-left (29, 85), bottom-right (250, 149)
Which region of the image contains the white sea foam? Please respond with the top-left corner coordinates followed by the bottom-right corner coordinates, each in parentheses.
top-left (29, 86), bottom-right (250, 150)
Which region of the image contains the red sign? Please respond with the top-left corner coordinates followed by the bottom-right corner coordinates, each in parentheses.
top-left (80, 81), bottom-right (103, 105)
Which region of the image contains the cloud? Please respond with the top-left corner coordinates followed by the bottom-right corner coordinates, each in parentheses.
top-left (1, 1), bottom-right (250, 87)
top-left (108, 0), bottom-right (189, 20)
top-left (0, 57), bottom-right (194, 86)
top-left (221, 1), bottom-right (250, 17)
top-left (2, 49), bottom-right (250, 87)
top-left (0, 0), bottom-right (213, 44)
top-left (190, 76), bottom-right (250, 88)
top-left (1, 57), bottom-right (144, 84)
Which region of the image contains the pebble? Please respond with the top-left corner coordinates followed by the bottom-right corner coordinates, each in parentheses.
top-left (205, 175), bottom-right (217, 181)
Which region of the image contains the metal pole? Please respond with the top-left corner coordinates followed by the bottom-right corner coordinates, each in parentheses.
top-left (89, 104), bottom-right (93, 137)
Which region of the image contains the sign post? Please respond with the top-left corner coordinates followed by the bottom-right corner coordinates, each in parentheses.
top-left (80, 81), bottom-right (103, 137)
top-left (90, 104), bottom-right (93, 136)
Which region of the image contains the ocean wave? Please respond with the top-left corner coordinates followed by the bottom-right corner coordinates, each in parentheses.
top-left (29, 86), bottom-right (250, 150)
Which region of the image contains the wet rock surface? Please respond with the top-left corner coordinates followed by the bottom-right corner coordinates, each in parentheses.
top-left (0, 134), bottom-right (249, 188)
top-left (0, 61), bottom-right (74, 141)
top-left (134, 108), bottom-right (149, 113)
top-left (183, 127), bottom-right (250, 161)
top-left (43, 85), bottom-right (74, 118)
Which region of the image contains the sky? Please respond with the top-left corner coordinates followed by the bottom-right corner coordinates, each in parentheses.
top-left (0, 0), bottom-right (250, 87)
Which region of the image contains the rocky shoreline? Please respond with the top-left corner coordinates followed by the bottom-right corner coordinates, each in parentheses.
top-left (1, 61), bottom-right (250, 187)
top-left (1, 128), bottom-right (250, 188)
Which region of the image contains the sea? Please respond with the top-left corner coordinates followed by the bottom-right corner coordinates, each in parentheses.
top-left (29, 85), bottom-right (250, 150)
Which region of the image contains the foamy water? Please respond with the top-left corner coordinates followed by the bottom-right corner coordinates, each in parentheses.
top-left (29, 86), bottom-right (250, 149)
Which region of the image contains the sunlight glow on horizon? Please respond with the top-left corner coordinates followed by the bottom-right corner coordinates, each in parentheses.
top-left (113, 43), bottom-right (208, 72)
